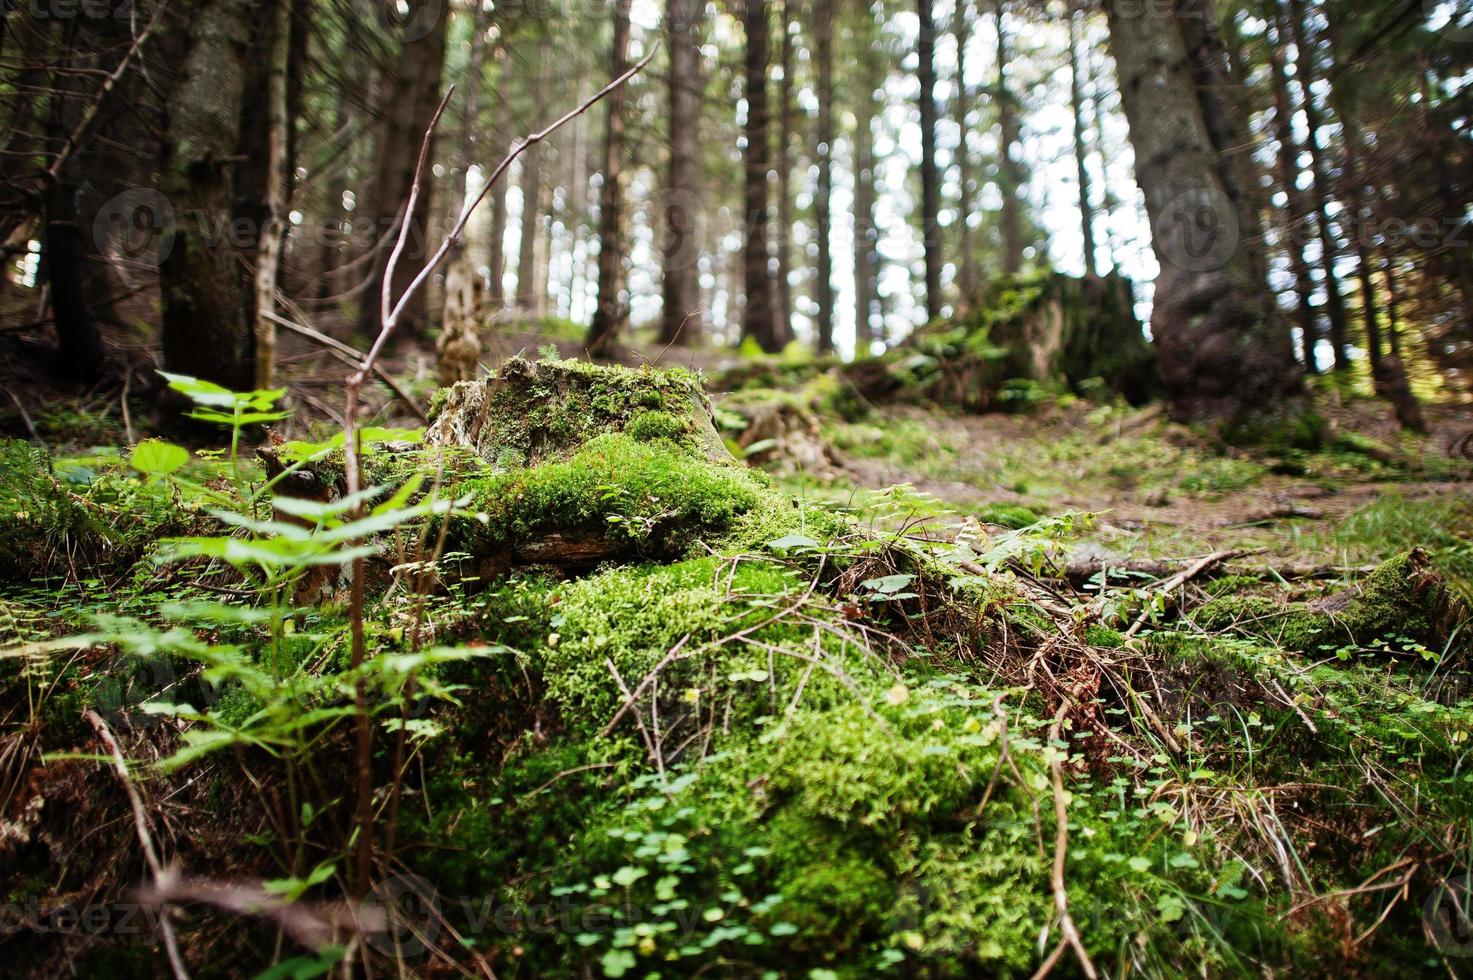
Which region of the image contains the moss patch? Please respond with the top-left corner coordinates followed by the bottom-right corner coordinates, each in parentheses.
top-left (426, 357), bottom-right (729, 468)
top-left (450, 434), bottom-right (769, 562)
top-left (1195, 550), bottom-right (1468, 655)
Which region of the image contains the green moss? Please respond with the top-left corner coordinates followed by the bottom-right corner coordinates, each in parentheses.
top-left (1084, 623), bottom-right (1125, 648)
top-left (1204, 574), bottom-right (1263, 597)
top-left (624, 409), bottom-right (689, 444)
top-left (1195, 551), bottom-right (1466, 655)
top-left (451, 434), bottom-right (767, 560)
top-left (428, 357), bottom-right (728, 469)
top-left (0, 439), bottom-right (187, 582)
top-left (974, 502), bottom-right (1041, 529)
top-left (540, 555), bottom-right (865, 734)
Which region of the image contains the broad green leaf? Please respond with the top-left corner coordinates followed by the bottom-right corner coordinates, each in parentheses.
top-left (129, 439), bottom-right (189, 479)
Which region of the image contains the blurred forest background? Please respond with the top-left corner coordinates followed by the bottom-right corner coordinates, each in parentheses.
top-left (2, 0), bottom-right (1471, 426)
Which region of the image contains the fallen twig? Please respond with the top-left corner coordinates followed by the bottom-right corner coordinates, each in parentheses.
top-left (83, 709), bottom-right (190, 980)
top-left (1044, 703), bottom-right (1097, 980)
top-left (1123, 549), bottom-right (1243, 640)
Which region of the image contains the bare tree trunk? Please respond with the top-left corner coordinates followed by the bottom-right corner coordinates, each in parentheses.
top-left (1325, 32), bottom-right (1423, 431)
top-left (995, 0), bottom-right (1023, 276)
top-left (660, 0), bottom-right (704, 345)
top-left (1106, 0), bottom-right (1300, 424)
top-left (159, 0), bottom-right (257, 391)
top-left (488, 64), bottom-right (510, 309)
top-left (1263, 18), bottom-right (1319, 373)
top-left (773, 0), bottom-right (796, 346)
top-left (354, 0), bottom-right (448, 342)
top-left (814, 0), bottom-right (835, 353)
top-left (1067, 3), bottom-right (1097, 280)
top-left (516, 39), bottom-right (549, 314)
top-left (917, 0), bottom-right (943, 319)
top-left (954, 0), bottom-right (979, 302)
top-left (855, 21), bottom-right (884, 350)
top-left (741, 0), bottom-right (780, 351)
top-left (588, 0), bottom-right (633, 356)
top-left (1282, 0), bottom-right (1350, 371)
top-left (252, 0), bottom-right (290, 389)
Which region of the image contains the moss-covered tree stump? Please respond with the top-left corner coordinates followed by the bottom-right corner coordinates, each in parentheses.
top-left (425, 356), bottom-right (730, 468)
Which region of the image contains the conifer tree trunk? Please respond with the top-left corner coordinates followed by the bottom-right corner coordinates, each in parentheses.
top-left (953, 0), bottom-right (978, 303)
top-left (994, 1), bottom-right (1023, 276)
top-left (1281, 0), bottom-right (1350, 371)
top-left (854, 38), bottom-right (882, 349)
top-left (516, 40), bottom-right (549, 315)
top-left (1067, 4), bottom-right (1097, 280)
top-left (1264, 21), bottom-right (1319, 372)
top-left (660, 0), bottom-right (704, 344)
top-left (588, 0), bottom-right (633, 357)
top-left (917, 0), bottom-right (943, 319)
top-left (1106, 0), bottom-right (1300, 424)
top-left (814, 0), bottom-right (835, 354)
top-left (741, 0), bottom-right (781, 351)
top-left (488, 69), bottom-right (510, 309)
top-left (158, 0), bottom-right (257, 391)
top-left (353, 0), bottom-right (448, 342)
top-left (774, 0), bottom-right (795, 345)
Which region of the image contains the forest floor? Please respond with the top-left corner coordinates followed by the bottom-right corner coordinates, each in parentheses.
top-left (3, 330), bottom-right (1473, 977)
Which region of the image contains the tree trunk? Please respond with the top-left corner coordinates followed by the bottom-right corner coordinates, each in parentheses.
top-left (1067, 4), bottom-right (1097, 280)
top-left (43, 182), bottom-right (106, 382)
top-left (488, 63), bottom-right (510, 309)
top-left (953, 0), bottom-right (979, 304)
top-left (252, 0), bottom-right (290, 389)
top-left (588, 0), bottom-right (633, 357)
top-left (515, 42), bottom-right (549, 315)
top-left (814, 0), bottom-right (835, 353)
top-left (774, 0), bottom-right (796, 346)
top-left (1106, 0), bottom-right (1300, 425)
top-left (854, 77), bottom-right (880, 350)
top-left (353, 0), bottom-right (448, 343)
top-left (158, 0), bottom-right (258, 391)
top-left (1325, 34), bottom-right (1423, 431)
top-left (1263, 17), bottom-right (1319, 373)
top-left (741, 0), bottom-right (780, 351)
top-left (1282, 0), bottom-right (1350, 371)
top-left (660, 0), bottom-right (704, 345)
top-left (995, 0), bottom-right (1023, 276)
top-left (917, 0), bottom-right (943, 319)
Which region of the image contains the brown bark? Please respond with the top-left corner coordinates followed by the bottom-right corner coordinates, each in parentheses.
top-left (994, 0), bottom-right (1023, 276)
top-left (917, 0), bottom-right (943, 318)
top-left (353, 0), bottom-right (448, 342)
top-left (516, 41), bottom-right (549, 314)
top-left (660, 0), bottom-right (704, 344)
top-left (741, 0), bottom-right (781, 351)
top-left (1067, 5), bottom-right (1096, 280)
top-left (158, 0), bottom-right (258, 391)
top-left (814, 0), bottom-right (835, 353)
top-left (1281, 0), bottom-right (1350, 371)
top-left (774, 0), bottom-right (796, 344)
top-left (1106, 0), bottom-right (1300, 424)
top-left (854, 85), bottom-right (880, 348)
top-left (588, 0), bottom-right (634, 357)
top-left (488, 62), bottom-right (511, 309)
top-left (954, 0), bottom-right (978, 302)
